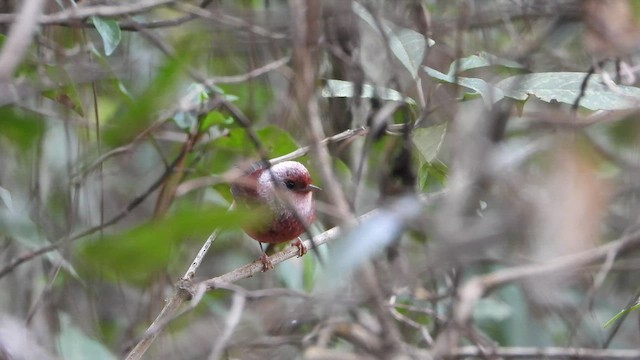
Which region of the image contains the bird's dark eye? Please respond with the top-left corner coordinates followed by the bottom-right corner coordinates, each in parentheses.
top-left (285, 180), bottom-right (296, 190)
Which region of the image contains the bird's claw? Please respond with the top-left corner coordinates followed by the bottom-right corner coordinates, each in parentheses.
top-left (292, 238), bottom-right (307, 257)
top-left (260, 252), bottom-right (274, 272)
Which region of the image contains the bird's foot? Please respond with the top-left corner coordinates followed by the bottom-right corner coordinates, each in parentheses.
top-left (259, 252), bottom-right (274, 272)
top-left (291, 238), bottom-right (307, 257)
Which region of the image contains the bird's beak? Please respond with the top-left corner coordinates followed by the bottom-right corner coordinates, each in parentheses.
top-left (304, 184), bottom-right (322, 192)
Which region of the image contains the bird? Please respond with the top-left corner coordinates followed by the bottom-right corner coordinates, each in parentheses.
top-left (231, 160), bottom-right (320, 271)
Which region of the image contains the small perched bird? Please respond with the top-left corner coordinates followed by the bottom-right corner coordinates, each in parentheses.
top-left (231, 160), bottom-right (320, 270)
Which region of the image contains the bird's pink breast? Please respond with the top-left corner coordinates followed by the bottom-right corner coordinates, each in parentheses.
top-left (247, 210), bottom-right (315, 244)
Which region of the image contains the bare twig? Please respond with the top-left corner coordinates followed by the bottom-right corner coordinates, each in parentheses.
top-left (183, 202), bottom-right (236, 281)
top-left (203, 220), bottom-right (346, 288)
top-left (183, 228), bottom-right (221, 281)
top-left (270, 127), bottom-right (368, 163)
top-left (206, 56), bottom-right (290, 84)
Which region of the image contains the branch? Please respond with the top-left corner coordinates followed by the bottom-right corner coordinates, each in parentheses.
top-left (203, 219), bottom-right (347, 287)
top-left (206, 56), bottom-right (290, 84)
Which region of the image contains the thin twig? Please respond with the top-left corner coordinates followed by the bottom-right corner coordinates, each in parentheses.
top-left (182, 202), bottom-right (235, 281)
top-left (183, 228), bottom-right (221, 281)
top-left (206, 56), bottom-right (290, 84)
top-left (270, 127), bottom-right (368, 163)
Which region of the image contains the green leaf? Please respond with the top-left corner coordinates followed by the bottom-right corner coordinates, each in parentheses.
top-left (412, 123), bottom-right (447, 163)
top-left (390, 28), bottom-right (426, 78)
top-left (423, 66), bottom-right (504, 104)
top-left (0, 107), bottom-right (45, 150)
top-left (103, 57), bottom-right (186, 147)
top-left (173, 83), bottom-right (224, 131)
top-left (81, 207), bottom-right (265, 283)
top-left (495, 72), bottom-right (640, 110)
top-left (352, 2), bottom-right (433, 78)
top-left (604, 301), bottom-right (640, 328)
top-left (173, 112), bottom-right (197, 130)
top-left (42, 86), bottom-right (85, 116)
top-left (322, 79), bottom-right (416, 104)
top-left (57, 313), bottom-right (117, 360)
top-left (417, 160), bottom-right (448, 191)
top-left (200, 111), bottom-right (233, 132)
top-left (213, 128), bottom-right (250, 152)
top-left (448, 51), bottom-right (525, 75)
top-left (414, 123), bottom-right (448, 192)
top-left (91, 17), bottom-right (121, 56)
top-left (257, 126), bottom-right (299, 155)
top-left (182, 83), bottom-right (210, 107)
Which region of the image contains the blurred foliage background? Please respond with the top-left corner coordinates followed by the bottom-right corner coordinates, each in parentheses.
top-left (2, 0), bottom-right (640, 359)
